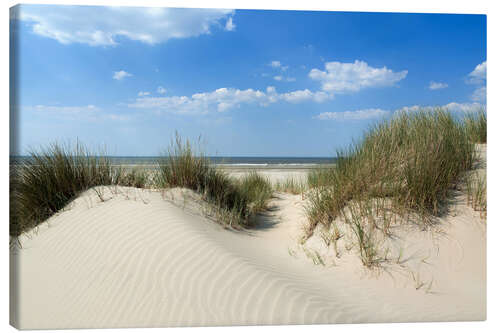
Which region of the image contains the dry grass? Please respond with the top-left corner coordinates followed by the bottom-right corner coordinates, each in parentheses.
top-left (304, 109), bottom-right (480, 267)
top-left (465, 110), bottom-right (486, 144)
top-left (156, 134), bottom-right (273, 226)
top-left (10, 143), bottom-right (122, 238)
top-left (10, 136), bottom-right (277, 238)
top-left (274, 176), bottom-right (307, 195)
top-left (465, 173), bottom-right (487, 216)
top-left (238, 171), bottom-right (273, 214)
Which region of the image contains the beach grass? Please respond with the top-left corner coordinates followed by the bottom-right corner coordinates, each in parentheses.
top-left (10, 135), bottom-right (278, 238)
top-left (465, 172), bottom-right (487, 215)
top-left (307, 167), bottom-right (337, 188)
top-left (465, 109), bottom-right (487, 144)
top-left (239, 171), bottom-right (273, 214)
top-left (156, 134), bottom-right (273, 226)
top-left (304, 108), bottom-right (480, 266)
top-left (274, 176), bottom-right (307, 194)
top-left (10, 143), bottom-right (122, 238)
top-left (115, 167), bottom-right (150, 188)
top-left (10, 109), bottom-right (486, 244)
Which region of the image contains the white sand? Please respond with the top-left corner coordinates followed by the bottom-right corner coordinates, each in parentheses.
top-left (10, 149), bottom-right (486, 329)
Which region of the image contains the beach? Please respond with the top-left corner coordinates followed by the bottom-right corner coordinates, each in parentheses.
top-left (10, 146), bottom-right (486, 329)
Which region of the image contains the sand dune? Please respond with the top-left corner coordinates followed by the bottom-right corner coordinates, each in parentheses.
top-left (10, 150), bottom-right (486, 329)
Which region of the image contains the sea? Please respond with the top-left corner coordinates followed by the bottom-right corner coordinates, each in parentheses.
top-left (10, 156), bottom-right (336, 169)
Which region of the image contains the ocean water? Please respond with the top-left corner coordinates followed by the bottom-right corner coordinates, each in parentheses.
top-left (109, 156), bottom-right (336, 166)
top-left (11, 156), bottom-right (336, 167)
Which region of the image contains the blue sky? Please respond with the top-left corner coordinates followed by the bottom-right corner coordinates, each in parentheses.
top-left (11, 5), bottom-right (486, 156)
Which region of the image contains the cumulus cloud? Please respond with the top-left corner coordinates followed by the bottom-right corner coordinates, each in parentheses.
top-left (157, 86), bottom-right (167, 94)
top-left (309, 60), bottom-right (408, 93)
top-left (12, 5), bottom-right (234, 46)
top-left (138, 91), bottom-right (150, 96)
top-left (428, 81), bottom-right (448, 90)
top-left (280, 89), bottom-right (331, 103)
top-left (471, 86), bottom-right (486, 103)
top-left (113, 70), bottom-right (132, 80)
top-left (129, 87), bottom-right (269, 114)
top-left (466, 61), bottom-right (486, 103)
top-left (442, 102), bottom-right (484, 113)
top-left (224, 17), bottom-right (236, 31)
top-left (315, 108), bottom-right (389, 120)
top-left (128, 86), bottom-right (332, 114)
top-left (468, 61), bottom-right (487, 84)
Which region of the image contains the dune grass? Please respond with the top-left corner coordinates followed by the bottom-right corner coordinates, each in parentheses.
top-left (304, 109), bottom-right (479, 266)
top-left (465, 173), bottom-right (487, 216)
top-left (10, 143), bottom-right (123, 238)
top-left (156, 134), bottom-right (273, 226)
top-left (307, 168), bottom-right (337, 189)
top-left (239, 171), bottom-right (273, 214)
top-left (274, 176), bottom-right (307, 195)
top-left (115, 167), bottom-right (150, 188)
top-left (10, 135), bottom-right (276, 238)
top-left (10, 143), bottom-right (161, 239)
top-left (464, 109), bottom-right (487, 144)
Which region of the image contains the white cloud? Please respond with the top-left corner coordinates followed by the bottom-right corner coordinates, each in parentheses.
top-left (12, 5), bottom-right (234, 46)
top-left (317, 102), bottom-right (486, 121)
top-left (280, 89), bottom-right (331, 103)
top-left (316, 108), bottom-right (389, 120)
top-left (428, 81), bottom-right (448, 90)
top-left (466, 62), bottom-right (486, 103)
top-left (25, 104), bottom-right (130, 122)
top-left (269, 60), bottom-right (289, 72)
top-left (157, 86), bottom-right (167, 94)
top-left (273, 75), bottom-right (295, 82)
top-left (224, 17), bottom-right (236, 31)
top-left (270, 61), bottom-right (281, 68)
top-left (443, 102), bottom-right (484, 113)
top-left (468, 61), bottom-right (486, 84)
top-left (31, 104), bottom-right (98, 114)
top-left (113, 70), bottom-right (132, 80)
top-left (309, 60), bottom-right (408, 93)
top-left (129, 87), bottom-right (270, 115)
top-left (397, 102), bottom-right (485, 114)
top-left (471, 86), bottom-right (486, 103)
top-left (138, 91), bottom-right (150, 96)
top-left (128, 86), bottom-right (332, 114)
top-left (396, 105), bottom-right (423, 113)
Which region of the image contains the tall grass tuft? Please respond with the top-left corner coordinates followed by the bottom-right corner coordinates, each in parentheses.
top-left (274, 176), bottom-right (307, 195)
top-left (115, 167), bottom-right (149, 188)
top-left (305, 109), bottom-right (477, 247)
top-left (464, 110), bottom-right (487, 143)
top-left (239, 172), bottom-right (273, 214)
top-left (465, 173), bottom-right (487, 216)
top-left (157, 134), bottom-right (272, 226)
top-left (10, 142), bottom-right (121, 238)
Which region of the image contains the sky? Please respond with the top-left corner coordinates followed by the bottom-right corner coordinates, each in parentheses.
top-left (10, 5), bottom-right (486, 156)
